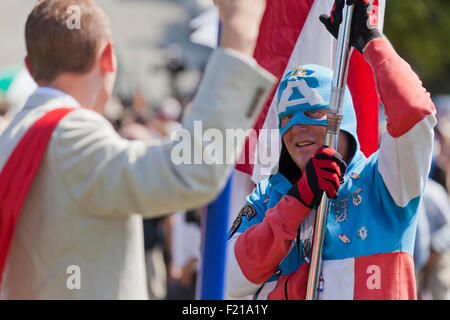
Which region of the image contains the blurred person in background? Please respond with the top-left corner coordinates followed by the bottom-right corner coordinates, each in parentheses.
top-left (166, 208), bottom-right (202, 300)
top-left (0, 96), bottom-right (9, 134)
top-left (432, 110), bottom-right (450, 195)
top-left (143, 216), bottom-right (173, 300)
top-left (0, 67), bottom-right (37, 133)
top-left (414, 178), bottom-right (450, 300)
top-left (414, 107), bottom-right (450, 300)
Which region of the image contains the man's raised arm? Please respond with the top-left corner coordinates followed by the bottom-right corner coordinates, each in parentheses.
top-left (54, 0), bottom-right (277, 218)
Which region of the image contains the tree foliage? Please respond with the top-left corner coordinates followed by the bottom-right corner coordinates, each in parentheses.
top-left (384, 0), bottom-right (450, 94)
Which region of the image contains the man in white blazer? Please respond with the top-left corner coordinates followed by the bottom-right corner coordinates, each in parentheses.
top-left (0, 0), bottom-right (276, 299)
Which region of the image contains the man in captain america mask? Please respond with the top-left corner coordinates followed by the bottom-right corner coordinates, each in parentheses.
top-left (277, 64), bottom-right (355, 178)
top-left (226, 0), bottom-right (436, 300)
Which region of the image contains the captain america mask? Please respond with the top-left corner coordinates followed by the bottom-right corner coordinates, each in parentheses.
top-left (277, 64), bottom-right (357, 141)
top-left (277, 64), bottom-right (358, 171)
top-left (277, 65), bottom-right (331, 138)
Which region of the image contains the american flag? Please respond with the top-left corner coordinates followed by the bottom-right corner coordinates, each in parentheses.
top-left (339, 233), bottom-right (352, 244)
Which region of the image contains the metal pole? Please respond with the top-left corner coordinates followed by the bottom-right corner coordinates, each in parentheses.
top-left (305, 3), bottom-right (354, 300)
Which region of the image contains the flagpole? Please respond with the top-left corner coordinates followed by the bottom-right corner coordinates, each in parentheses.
top-left (197, 174), bottom-right (233, 300)
top-left (197, 21), bottom-right (230, 300)
top-left (305, 3), bottom-right (354, 300)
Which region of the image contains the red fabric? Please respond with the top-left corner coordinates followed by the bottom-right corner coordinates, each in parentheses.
top-left (353, 251), bottom-right (417, 300)
top-left (330, 3), bottom-right (337, 23)
top-left (234, 195), bottom-right (311, 284)
top-left (348, 51), bottom-right (379, 156)
top-left (363, 38), bottom-right (435, 138)
top-left (267, 263), bottom-right (310, 300)
top-left (236, 0), bottom-right (315, 175)
top-left (346, 0), bottom-right (381, 157)
top-left (0, 107), bottom-right (76, 288)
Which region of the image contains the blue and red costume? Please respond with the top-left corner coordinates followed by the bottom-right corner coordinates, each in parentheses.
top-left (226, 38), bottom-right (436, 300)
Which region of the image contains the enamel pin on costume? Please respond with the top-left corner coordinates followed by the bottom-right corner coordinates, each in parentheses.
top-left (338, 233), bottom-right (351, 244)
top-left (292, 66), bottom-right (307, 77)
top-left (334, 202), bottom-right (349, 224)
top-left (351, 188), bottom-right (362, 206)
top-left (302, 240), bottom-right (312, 263)
top-left (357, 226), bottom-right (368, 240)
top-left (350, 172), bottom-right (360, 179)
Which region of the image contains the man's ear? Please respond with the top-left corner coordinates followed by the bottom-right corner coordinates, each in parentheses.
top-left (100, 42), bottom-right (115, 73)
top-left (24, 56), bottom-right (35, 79)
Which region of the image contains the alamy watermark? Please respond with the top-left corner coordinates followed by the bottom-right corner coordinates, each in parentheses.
top-left (66, 265), bottom-right (81, 290)
top-left (170, 121), bottom-right (281, 177)
top-left (66, 5), bottom-right (81, 30)
top-left (366, 264), bottom-right (381, 290)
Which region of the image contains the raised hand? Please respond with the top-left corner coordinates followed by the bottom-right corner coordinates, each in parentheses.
top-left (215, 0), bottom-right (266, 56)
top-left (319, 0), bottom-right (382, 53)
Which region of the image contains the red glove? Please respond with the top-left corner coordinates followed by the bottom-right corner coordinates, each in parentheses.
top-left (288, 146), bottom-right (347, 209)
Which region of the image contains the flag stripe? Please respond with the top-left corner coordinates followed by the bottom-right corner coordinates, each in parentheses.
top-left (347, 51), bottom-right (380, 156)
top-left (347, 0), bottom-right (384, 157)
top-left (236, 0), bottom-right (315, 176)
top-left (250, 0), bottom-right (335, 184)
